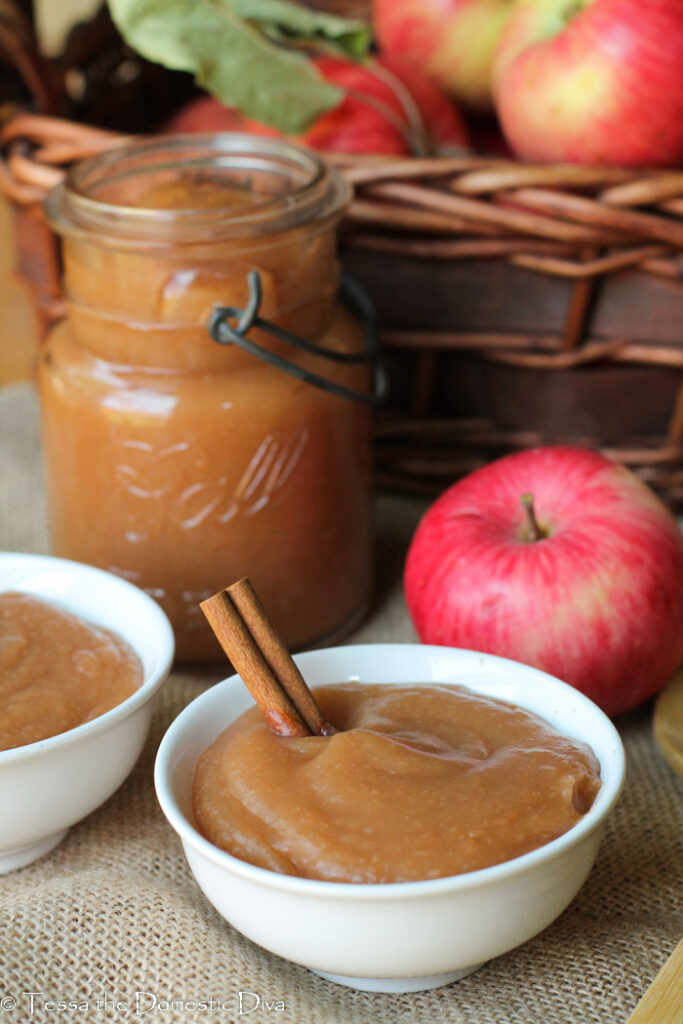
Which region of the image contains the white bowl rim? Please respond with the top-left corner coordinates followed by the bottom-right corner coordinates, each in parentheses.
top-left (155, 642), bottom-right (626, 900)
top-left (0, 551), bottom-right (175, 764)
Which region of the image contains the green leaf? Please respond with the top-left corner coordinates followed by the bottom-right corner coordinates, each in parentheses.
top-left (107, 0), bottom-right (370, 133)
top-left (231, 0), bottom-right (370, 59)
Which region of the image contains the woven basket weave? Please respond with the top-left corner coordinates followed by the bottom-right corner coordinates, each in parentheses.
top-left (334, 153), bottom-right (683, 501)
top-left (2, 113), bottom-right (683, 505)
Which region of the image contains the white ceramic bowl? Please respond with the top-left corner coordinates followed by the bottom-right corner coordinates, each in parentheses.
top-left (0, 552), bottom-right (174, 873)
top-left (155, 644), bottom-right (625, 993)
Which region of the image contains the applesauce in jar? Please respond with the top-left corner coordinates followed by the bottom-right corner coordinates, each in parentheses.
top-left (40, 136), bottom-right (376, 661)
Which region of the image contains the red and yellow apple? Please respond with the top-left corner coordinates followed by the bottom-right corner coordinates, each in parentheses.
top-left (404, 447), bottom-right (683, 716)
top-left (167, 54), bottom-right (470, 156)
top-left (373, 0), bottom-right (515, 111)
top-left (493, 0), bottom-right (683, 166)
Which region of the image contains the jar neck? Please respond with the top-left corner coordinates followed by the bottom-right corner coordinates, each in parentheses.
top-left (62, 228), bottom-right (342, 373)
top-left (44, 134), bottom-right (352, 370)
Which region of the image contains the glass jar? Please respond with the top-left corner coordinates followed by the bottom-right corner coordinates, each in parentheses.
top-left (40, 134), bottom-right (376, 662)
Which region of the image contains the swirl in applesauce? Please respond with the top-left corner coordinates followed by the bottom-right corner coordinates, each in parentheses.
top-left (0, 592), bottom-right (142, 751)
top-left (193, 682), bottom-right (601, 883)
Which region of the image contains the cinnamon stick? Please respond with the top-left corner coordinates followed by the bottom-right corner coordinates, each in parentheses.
top-left (200, 578), bottom-right (334, 738)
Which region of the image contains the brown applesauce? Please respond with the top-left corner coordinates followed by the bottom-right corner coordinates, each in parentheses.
top-left (192, 683), bottom-right (601, 883)
top-left (0, 592), bottom-right (142, 751)
top-left (40, 136), bottom-right (374, 662)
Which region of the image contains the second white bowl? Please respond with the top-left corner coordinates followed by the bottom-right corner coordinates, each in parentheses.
top-left (0, 552), bottom-right (175, 873)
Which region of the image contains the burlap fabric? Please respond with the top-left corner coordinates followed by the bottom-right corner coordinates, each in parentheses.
top-left (1, 383), bottom-right (681, 1024)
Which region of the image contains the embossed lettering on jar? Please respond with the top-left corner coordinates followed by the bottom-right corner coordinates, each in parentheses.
top-left (41, 135), bottom-right (374, 661)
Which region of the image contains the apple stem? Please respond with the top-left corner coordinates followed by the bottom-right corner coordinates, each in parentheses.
top-left (520, 493), bottom-right (545, 542)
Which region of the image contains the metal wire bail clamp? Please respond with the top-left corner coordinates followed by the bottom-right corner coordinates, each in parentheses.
top-left (207, 270), bottom-right (387, 406)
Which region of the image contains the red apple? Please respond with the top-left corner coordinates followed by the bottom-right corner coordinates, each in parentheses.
top-left (404, 447), bottom-right (683, 716)
top-left (167, 54), bottom-right (470, 156)
top-left (373, 0), bottom-right (515, 112)
top-left (493, 0), bottom-right (683, 166)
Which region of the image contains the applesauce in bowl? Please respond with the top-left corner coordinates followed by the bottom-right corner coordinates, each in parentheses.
top-left (155, 644), bottom-right (625, 992)
top-left (0, 552), bottom-right (174, 873)
top-left (41, 135), bottom-right (375, 661)
top-left (192, 680), bottom-right (601, 883)
top-left (0, 590), bottom-right (142, 751)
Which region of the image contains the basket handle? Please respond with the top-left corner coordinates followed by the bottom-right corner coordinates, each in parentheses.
top-left (0, 113), bottom-right (131, 336)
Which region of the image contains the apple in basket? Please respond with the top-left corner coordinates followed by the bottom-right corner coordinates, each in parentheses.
top-left (404, 447), bottom-right (683, 717)
top-left (492, 0), bottom-right (683, 166)
top-left (372, 0), bottom-right (516, 112)
top-left (167, 53), bottom-right (470, 156)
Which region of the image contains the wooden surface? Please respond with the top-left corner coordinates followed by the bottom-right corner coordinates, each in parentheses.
top-left (625, 937), bottom-right (683, 1024)
top-left (653, 670), bottom-right (683, 779)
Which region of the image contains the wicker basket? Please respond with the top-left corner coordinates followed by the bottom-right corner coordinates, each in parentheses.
top-left (2, 112), bottom-right (683, 506)
top-left (335, 154), bottom-right (683, 502)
